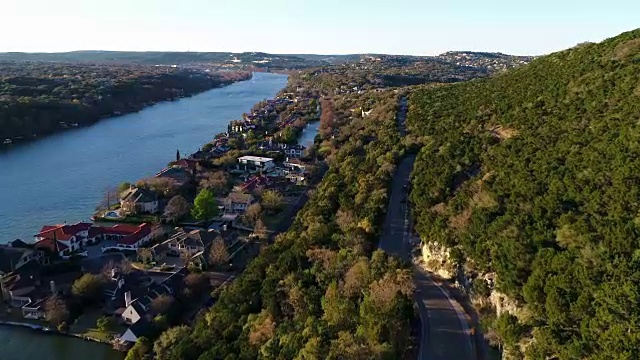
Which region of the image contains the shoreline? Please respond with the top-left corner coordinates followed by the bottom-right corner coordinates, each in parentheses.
top-left (0, 320), bottom-right (114, 347)
top-left (1, 72), bottom-right (253, 151)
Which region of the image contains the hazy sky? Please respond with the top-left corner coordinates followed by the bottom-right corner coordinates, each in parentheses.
top-left (1, 0), bottom-right (638, 55)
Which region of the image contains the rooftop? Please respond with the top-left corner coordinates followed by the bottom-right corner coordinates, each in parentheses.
top-left (238, 155), bottom-right (274, 163)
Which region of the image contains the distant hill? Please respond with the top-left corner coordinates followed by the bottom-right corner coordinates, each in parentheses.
top-left (0, 50), bottom-right (533, 70)
top-left (408, 29), bottom-right (640, 358)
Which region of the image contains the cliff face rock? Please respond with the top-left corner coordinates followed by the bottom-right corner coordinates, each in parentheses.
top-left (419, 241), bottom-right (456, 279)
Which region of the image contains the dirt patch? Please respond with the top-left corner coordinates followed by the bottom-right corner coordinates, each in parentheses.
top-left (488, 125), bottom-right (518, 140)
top-left (471, 189), bottom-right (498, 209)
top-left (449, 207), bottom-right (472, 232)
top-left (613, 38), bottom-right (640, 60)
top-left (431, 202), bottom-right (447, 215)
top-left (635, 84), bottom-right (640, 98)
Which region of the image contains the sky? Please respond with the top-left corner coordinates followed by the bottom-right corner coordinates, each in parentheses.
top-left (1, 0), bottom-right (638, 56)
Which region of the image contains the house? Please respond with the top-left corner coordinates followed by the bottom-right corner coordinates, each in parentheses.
top-left (284, 144), bottom-right (306, 159)
top-left (283, 159), bottom-right (308, 173)
top-left (0, 242), bottom-right (46, 275)
top-left (173, 158), bottom-right (199, 175)
top-left (233, 175), bottom-right (270, 193)
top-left (89, 223), bottom-right (159, 249)
top-left (117, 224), bottom-right (155, 248)
top-left (120, 187), bottom-right (160, 214)
top-left (237, 156), bottom-right (275, 173)
top-left (147, 228), bottom-right (218, 262)
top-left (118, 319), bottom-right (153, 343)
top-left (223, 192), bottom-right (254, 213)
top-left (120, 269), bottom-right (186, 325)
top-left (21, 296), bottom-right (49, 319)
top-left (34, 222), bottom-right (92, 255)
top-left (0, 261), bottom-right (41, 307)
top-left (156, 166), bottom-right (192, 187)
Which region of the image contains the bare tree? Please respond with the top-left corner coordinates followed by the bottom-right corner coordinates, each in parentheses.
top-left (45, 295), bottom-right (69, 325)
top-left (199, 171), bottom-right (230, 195)
top-left (254, 219), bottom-right (268, 240)
top-left (164, 195), bottom-right (191, 223)
top-left (138, 248), bottom-right (154, 264)
top-left (243, 203), bottom-right (263, 227)
top-left (208, 237), bottom-right (229, 268)
top-left (97, 186), bottom-right (119, 211)
top-left (136, 177), bottom-right (179, 197)
top-left (180, 250), bottom-right (193, 267)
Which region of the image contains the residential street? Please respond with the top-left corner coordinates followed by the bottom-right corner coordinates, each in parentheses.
top-left (378, 97), bottom-right (474, 360)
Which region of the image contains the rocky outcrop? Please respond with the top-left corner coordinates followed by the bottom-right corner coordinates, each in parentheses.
top-left (419, 241), bottom-right (456, 279)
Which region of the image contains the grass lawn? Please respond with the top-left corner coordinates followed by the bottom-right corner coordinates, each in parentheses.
top-left (69, 310), bottom-right (124, 342)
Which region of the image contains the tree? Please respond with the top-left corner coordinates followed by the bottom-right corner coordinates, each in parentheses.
top-left (243, 203), bottom-right (263, 226)
top-left (45, 295), bottom-right (69, 326)
top-left (199, 171), bottom-right (230, 195)
top-left (97, 186), bottom-right (119, 211)
top-left (153, 326), bottom-right (193, 360)
top-left (136, 177), bottom-right (179, 197)
top-left (182, 273), bottom-right (208, 299)
top-left (125, 337), bottom-right (151, 360)
top-left (208, 237), bottom-right (229, 268)
top-left (118, 182), bottom-right (133, 193)
top-left (71, 273), bottom-right (105, 303)
top-left (254, 218), bottom-right (268, 239)
top-left (261, 190), bottom-right (284, 214)
top-left (192, 188), bottom-right (219, 220)
top-left (138, 248), bottom-right (154, 264)
top-left (278, 126), bottom-right (298, 144)
top-left (96, 316), bottom-right (115, 332)
top-left (150, 294), bottom-right (175, 315)
top-left (164, 195), bottom-right (191, 223)
top-left (180, 250), bottom-right (193, 267)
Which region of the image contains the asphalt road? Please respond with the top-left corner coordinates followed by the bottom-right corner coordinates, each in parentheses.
top-left (378, 97), bottom-right (474, 360)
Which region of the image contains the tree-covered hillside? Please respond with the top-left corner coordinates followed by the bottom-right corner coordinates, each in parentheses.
top-left (408, 29), bottom-right (640, 358)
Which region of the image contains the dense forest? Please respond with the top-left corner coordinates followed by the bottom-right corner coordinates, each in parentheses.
top-left (0, 62), bottom-right (251, 141)
top-left (143, 90), bottom-right (418, 360)
top-left (407, 29), bottom-right (640, 358)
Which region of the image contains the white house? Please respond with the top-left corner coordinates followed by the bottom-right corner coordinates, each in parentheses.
top-left (237, 156), bottom-right (275, 173)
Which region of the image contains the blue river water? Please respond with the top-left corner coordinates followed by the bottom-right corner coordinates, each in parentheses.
top-left (0, 72), bottom-right (288, 244)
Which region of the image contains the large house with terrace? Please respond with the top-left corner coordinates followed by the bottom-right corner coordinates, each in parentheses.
top-left (236, 155), bottom-right (275, 174)
top-left (34, 222), bottom-right (92, 256)
top-left (88, 223), bottom-right (157, 249)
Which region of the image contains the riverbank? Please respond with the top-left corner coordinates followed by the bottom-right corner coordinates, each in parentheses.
top-left (0, 65), bottom-right (252, 149)
top-left (0, 72), bottom-right (288, 242)
top-left (0, 321), bottom-right (122, 360)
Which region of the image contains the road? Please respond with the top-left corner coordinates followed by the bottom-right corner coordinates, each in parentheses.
top-left (378, 96), bottom-right (474, 360)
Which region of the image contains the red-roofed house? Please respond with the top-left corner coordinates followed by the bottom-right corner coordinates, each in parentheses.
top-left (118, 224), bottom-right (153, 248)
top-left (88, 224), bottom-right (157, 249)
top-left (34, 222), bottom-right (92, 256)
top-left (233, 175), bottom-right (271, 193)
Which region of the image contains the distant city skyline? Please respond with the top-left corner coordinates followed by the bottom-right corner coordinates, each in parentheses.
top-left (1, 0), bottom-right (638, 56)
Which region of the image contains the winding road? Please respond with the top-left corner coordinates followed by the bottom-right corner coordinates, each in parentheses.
top-left (378, 96), bottom-right (474, 360)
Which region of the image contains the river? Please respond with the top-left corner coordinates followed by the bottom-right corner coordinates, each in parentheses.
top-left (0, 72), bottom-right (288, 243)
top-left (0, 326), bottom-right (123, 360)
